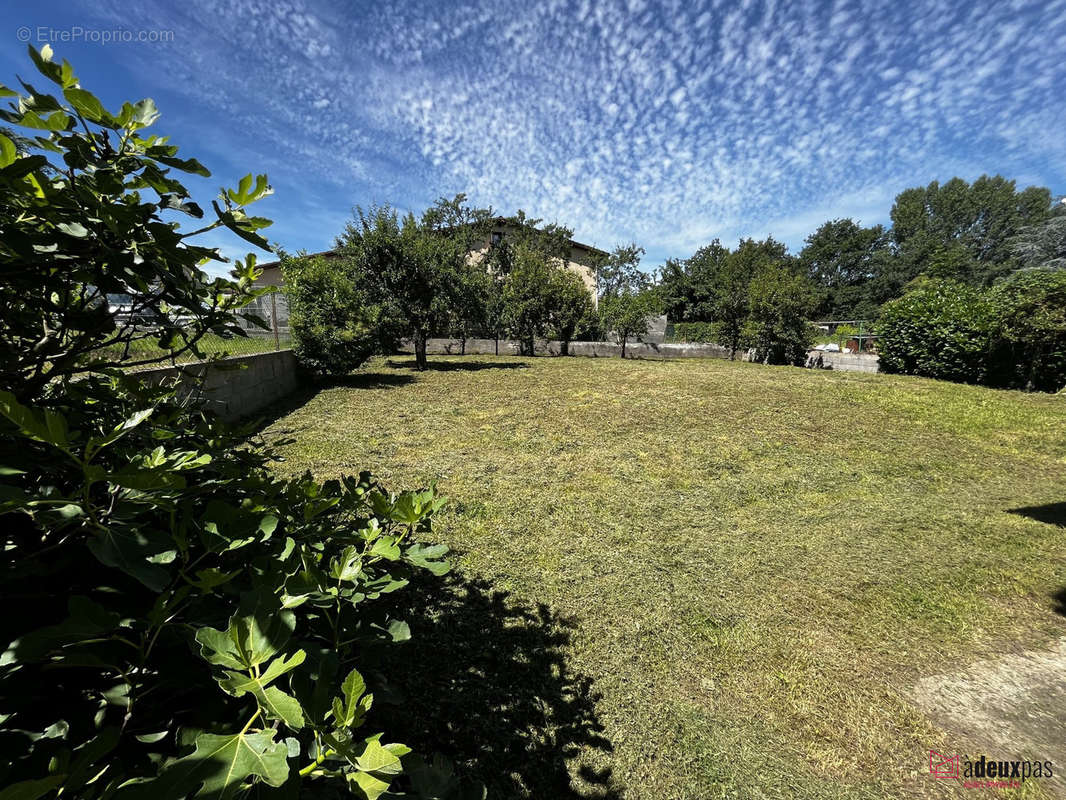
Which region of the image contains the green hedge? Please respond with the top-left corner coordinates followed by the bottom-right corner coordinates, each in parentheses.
top-left (878, 274), bottom-right (1066, 391)
top-left (668, 321), bottom-right (720, 343)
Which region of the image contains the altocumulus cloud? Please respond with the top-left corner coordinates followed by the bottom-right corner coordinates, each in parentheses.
top-left (82, 0), bottom-right (1066, 261)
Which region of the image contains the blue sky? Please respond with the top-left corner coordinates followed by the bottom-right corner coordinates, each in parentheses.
top-left (3, 0), bottom-right (1065, 275)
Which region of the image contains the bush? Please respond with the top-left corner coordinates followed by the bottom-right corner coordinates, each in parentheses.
top-left (747, 262), bottom-right (816, 366)
top-left (669, 321), bottom-right (719, 343)
top-left (877, 279), bottom-right (997, 384)
top-left (283, 253), bottom-right (398, 376)
top-left (989, 269), bottom-right (1066, 392)
top-left (0, 47), bottom-right (459, 799)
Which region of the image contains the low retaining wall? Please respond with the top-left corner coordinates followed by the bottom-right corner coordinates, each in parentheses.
top-left (412, 337), bottom-right (746, 361)
top-left (807, 351), bottom-right (880, 373)
top-left (134, 350), bottom-right (300, 421)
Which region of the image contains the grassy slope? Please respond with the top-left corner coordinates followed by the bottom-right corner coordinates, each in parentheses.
top-left (265, 355), bottom-right (1066, 799)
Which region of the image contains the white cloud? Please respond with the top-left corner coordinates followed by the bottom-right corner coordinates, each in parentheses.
top-left (83, 0), bottom-right (1066, 266)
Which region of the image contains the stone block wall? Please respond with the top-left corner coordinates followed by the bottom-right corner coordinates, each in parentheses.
top-left (133, 350), bottom-right (300, 421)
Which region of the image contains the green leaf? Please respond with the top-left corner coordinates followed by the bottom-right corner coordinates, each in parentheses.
top-left (0, 390), bottom-right (72, 450)
top-left (56, 221), bottom-right (89, 238)
top-left (86, 407), bottom-right (154, 455)
top-left (332, 667), bottom-right (371, 730)
top-left (347, 770), bottom-right (390, 800)
top-left (0, 154), bottom-right (47, 181)
top-left (130, 98), bottom-right (159, 128)
top-left (27, 44), bottom-right (63, 85)
top-left (156, 154), bottom-right (210, 177)
top-left (369, 537), bottom-right (401, 561)
top-left (0, 775), bottom-right (65, 800)
top-left (87, 527), bottom-right (172, 591)
top-left (217, 650), bottom-right (306, 696)
top-left (258, 686), bottom-right (305, 730)
top-left (63, 87), bottom-right (106, 122)
top-left (0, 135), bottom-right (15, 169)
top-left (386, 620), bottom-right (411, 643)
top-left (354, 739), bottom-right (402, 775)
top-left (120, 730), bottom-right (288, 799)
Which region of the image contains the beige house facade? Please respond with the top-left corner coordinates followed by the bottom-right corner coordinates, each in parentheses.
top-left (253, 218), bottom-right (604, 304)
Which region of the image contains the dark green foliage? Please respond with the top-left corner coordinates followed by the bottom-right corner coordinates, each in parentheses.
top-left (989, 269), bottom-right (1066, 392)
top-left (798, 219), bottom-right (888, 320)
top-left (877, 279), bottom-right (997, 384)
top-left (746, 261), bottom-right (816, 366)
top-left (283, 253), bottom-right (399, 376)
top-left (890, 175), bottom-right (1050, 286)
top-left (0, 47), bottom-right (459, 799)
top-left (657, 240), bottom-right (729, 323)
top-left (669, 321), bottom-right (719, 343)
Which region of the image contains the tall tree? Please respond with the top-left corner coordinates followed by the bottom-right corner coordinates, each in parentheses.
top-left (1011, 198), bottom-right (1066, 272)
top-left (658, 239), bottom-right (729, 322)
top-left (712, 237), bottom-right (789, 359)
top-left (799, 219), bottom-right (887, 320)
top-left (890, 175), bottom-right (1051, 286)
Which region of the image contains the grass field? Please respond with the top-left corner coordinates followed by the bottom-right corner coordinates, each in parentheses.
top-left (264, 355), bottom-right (1066, 799)
top-left (96, 331), bottom-right (289, 366)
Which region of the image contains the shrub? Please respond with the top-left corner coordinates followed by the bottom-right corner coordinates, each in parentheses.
top-left (669, 321), bottom-right (719, 343)
top-left (549, 268), bottom-right (593, 355)
top-left (877, 279), bottom-right (997, 384)
top-left (747, 262), bottom-right (816, 366)
top-left (283, 252), bottom-right (398, 376)
top-left (989, 269), bottom-right (1066, 392)
top-left (0, 47), bottom-right (457, 799)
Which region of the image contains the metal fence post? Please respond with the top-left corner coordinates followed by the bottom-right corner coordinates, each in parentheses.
top-left (271, 291), bottom-right (280, 351)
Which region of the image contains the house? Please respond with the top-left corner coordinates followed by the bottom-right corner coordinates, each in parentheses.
top-left (252, 217), bottom-right (605, 302)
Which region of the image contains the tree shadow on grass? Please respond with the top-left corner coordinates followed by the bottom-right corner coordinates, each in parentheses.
top-left (1053, 587), bottom-right (1066, 617)
top-left (1007, 502), bottom-right (1066, 528)
top-left (385, 358), bottom-right (529, 372)
top-left (367, 571), bottom-right (621, 799)
top-left (243, 372), bottom-right (416, 435)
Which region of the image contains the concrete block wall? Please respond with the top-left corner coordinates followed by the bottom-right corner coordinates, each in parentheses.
top-left (807, 351), bottom-right (880, 373)
top-left (134, 350), bottom-right (300, 421)
top-left (416, 337), bottom-right (745, 361)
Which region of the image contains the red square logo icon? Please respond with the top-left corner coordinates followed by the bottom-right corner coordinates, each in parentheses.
top-left (929, 750), bottom-right (959, 779)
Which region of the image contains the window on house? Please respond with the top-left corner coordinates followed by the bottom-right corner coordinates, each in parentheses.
top-left (490, 231), bottom-right (503, 247)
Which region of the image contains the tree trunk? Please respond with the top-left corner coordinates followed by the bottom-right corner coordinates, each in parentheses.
top-left (620, 336), bottom-right (627, 358)
top-left (524, 337), bottom-right (535, 357)
top-left (494, 333), bottom-right (499, 356)
top-left (414, 330), bottom-right (428, 371)
top-left (460, 336), bottom-right (466, 356)
top-left (560, 339), bottom-right (569, 357)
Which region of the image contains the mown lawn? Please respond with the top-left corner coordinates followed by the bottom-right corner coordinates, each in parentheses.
top-left (264, 355), bottom-right (1066, 799)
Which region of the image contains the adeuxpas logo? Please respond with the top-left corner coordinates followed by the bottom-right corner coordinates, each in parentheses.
top-left (929, 751), bottom-right (1054, 786)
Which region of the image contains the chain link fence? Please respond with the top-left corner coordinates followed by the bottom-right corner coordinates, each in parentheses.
top-left (98, 289), bottom-right (292, 369)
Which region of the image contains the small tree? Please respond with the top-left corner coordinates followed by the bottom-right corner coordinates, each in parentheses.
top-left (501, 241), bottom-right (556, 355)
top-left (283, 252), bottom-right (398, 375)
top-left (747, 261), bottom-right (816, 365)
top-left (338, 195), bottom-right (491, 370)
top-left (600, 288), bottom-right (658, 357)
top-left (0, 46), bottom-right (457, 800)
top-left (549, 268), bottom-right (593, 355)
